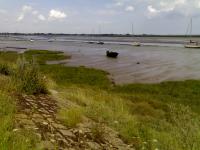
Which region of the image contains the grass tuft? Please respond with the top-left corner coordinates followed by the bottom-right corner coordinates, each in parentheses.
top-left (58, 107), bottom-right (83, 128)
top-left (13, 57), bottom-right (48, 95)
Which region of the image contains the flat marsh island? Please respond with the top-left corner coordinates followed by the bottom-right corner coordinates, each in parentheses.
top-left (0, 49), bottom-right (200, 150)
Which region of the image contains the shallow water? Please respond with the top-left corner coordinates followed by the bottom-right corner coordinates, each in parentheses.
top-left (1, 36), bottom-right (200, 84)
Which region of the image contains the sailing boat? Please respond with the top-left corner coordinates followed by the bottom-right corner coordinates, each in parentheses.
top-left (97, 25), bottom-right (104, 45)
top-left (184, 18), bottom-right (200, 48)
top-left (131, 23), bottom-right (141, 46)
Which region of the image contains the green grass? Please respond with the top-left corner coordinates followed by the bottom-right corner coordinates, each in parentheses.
top-left (0, 91), bottom-right (39, 150)
top-left (1, 49), bottom-right (200, 149)
top-left (0, 51), bottom-right (18, 63)
top-left (13, 57), bottom-right (48, 95)
top-left (113, 80), bottom-right (200, 114)
top-left (40, 64), bottom-right (111, 89)
top-left (24, 50), bottom-right (70, 64)
top-left (58, 107), bottom-right (83, 127)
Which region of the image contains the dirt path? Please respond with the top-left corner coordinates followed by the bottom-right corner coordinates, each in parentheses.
top-left (14, 94), bottom-right (134, 150)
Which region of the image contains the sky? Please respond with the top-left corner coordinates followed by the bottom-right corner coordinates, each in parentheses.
top-left (0, 0), bottom-right (200, 34)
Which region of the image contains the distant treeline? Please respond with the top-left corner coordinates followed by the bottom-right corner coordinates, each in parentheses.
top-left (1, 33), bottom-right (200, 37)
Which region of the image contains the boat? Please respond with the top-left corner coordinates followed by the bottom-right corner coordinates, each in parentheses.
top-left (97, 41), bottom-right (104, 45)
top-left (184, 18), bottom-right (200, 48)
top-left (185, 41), bottom-right (200, 48)
top-left (132, 42), bottom-right (141, 46)
top-left (87, 41), bottom-right (95, 44)
top-left (130, 23), bottom-right (141, 46)
top-left (106, 51), bottom-right (119, 58)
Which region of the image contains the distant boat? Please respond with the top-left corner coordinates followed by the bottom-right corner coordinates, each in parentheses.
top-left (30, 39), bottom-right (34, 42)
top-left (130, 23), bottom-right (141, 47)
top-left (97, 41), bottom-right (104, 45)
top-left (185, 40), bottom-right (200, 48)
top-left (184, 18), bottom-right (200, 48)
top-left (87, 41), bottom-right (95, 44)
top-left (106, 51), bottom-right (119, 58)
top-left (132, 42), bottom-right (141, 46)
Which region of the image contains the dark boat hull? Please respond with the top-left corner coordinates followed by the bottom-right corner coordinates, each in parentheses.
top-left (106, 51), bottom-right (119, 58)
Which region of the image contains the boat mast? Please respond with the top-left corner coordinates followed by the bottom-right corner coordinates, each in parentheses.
top-left (131, 23), bottom-right (134, 36)
top-left (190, 18), bottom-right (193, 37)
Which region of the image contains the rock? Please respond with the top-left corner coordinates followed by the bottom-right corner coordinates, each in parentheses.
top-left (37, 141), bottom-right (55, 150)
top-left (52, 123), bottom-right (66, 129)
top-left (79, 130), bottom-right (83, 134)
top-left (114, 120), bottom-right (119, 124)
top-left (87, 141), bottom-right (101, 150)
top-left (32, 114), bottom-right (43, 119)
top-left (13, 128), bottom-right (19, 132)
top-left (50, 139), bottom-right (56, 143)
top-left (15, 114), bottom-right (28, 119)
top-left (42, 121), bottom-right (48, 126)
top-left (60, 130), bottom-right (75, 138)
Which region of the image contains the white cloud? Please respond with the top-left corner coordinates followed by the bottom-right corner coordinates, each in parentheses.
top-left (0, 9), bottom-right (7, 14)
top-left (125, 6), bottom-right (134, 12)
top-left (17, 5), bottom-right (33, 22)
top-left (38, 14), bottom-right (46, 21)
top-left (148, 5), bottom-right (159, 14)
top-left (115, 2), bottom-right (123, 7)
top-left (49, 9), bottom-right (67, 20)
top-left (32, 10), bottom-right (38, 15)
top-left (22, 5), bottom-right (32, 12)
top-left (97, 10), bottom-right (118, 16)
top-left (145, 0), bottom-right (200, 18)
top-left (17, 14), bottom-right (24, 22)
top-left (97, 20), bottom-right (112, 25)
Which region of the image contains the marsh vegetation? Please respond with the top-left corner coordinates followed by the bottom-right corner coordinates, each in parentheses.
top-left (0, 50), bottom-right (200, 149)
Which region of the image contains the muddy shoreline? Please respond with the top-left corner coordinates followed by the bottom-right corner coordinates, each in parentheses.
top-left (1, 37), bottom-right (200, 84)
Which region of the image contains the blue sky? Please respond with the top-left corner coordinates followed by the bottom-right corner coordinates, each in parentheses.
top-left (0, 0), bottom-right (200, 34)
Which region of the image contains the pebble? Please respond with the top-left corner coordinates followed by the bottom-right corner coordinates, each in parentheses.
top-left (50, 139), bottom-right (56, 143)
top-left (42, 121), bottom-right (48, 125)
top-left (13, 128), bottom-right (19, 132)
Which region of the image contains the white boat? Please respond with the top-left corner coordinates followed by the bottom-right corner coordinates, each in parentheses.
top-left (184, 18), bottom-right (200, 48)
top-left (185, 41), bottom-right (200, 48)
top-left (130, 23), bottom-right (141, 47)
top-left (132, 42), bottom-right (141, 46)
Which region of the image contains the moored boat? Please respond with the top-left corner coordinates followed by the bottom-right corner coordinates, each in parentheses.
top-left (97, 41), bottom-right (104, 45)
top-left (106, 51), bottom-right (119, 58)
top-left (132, 42), bottom-right (141, 46)
top-left (184, 41), bottom-right (200, 48)
top-left (184, 18), bottom-right (200, 48)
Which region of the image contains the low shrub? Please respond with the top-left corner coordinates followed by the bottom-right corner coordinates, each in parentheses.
top-left (0, 63), bottom-right (13, 76)
top-left (13, 57), bottom-right (48, 95)
top-left (58, 107), bottom-right (83, 128)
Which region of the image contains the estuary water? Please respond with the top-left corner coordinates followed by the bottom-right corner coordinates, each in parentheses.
top-left (1, 35), bottom-right (200, 84)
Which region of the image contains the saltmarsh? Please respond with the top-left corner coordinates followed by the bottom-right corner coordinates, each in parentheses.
top-left (0, 50), bottom-right (200, 150)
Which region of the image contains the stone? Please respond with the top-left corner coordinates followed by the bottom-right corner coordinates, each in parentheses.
top-left (13, 128), bottom-right (19, 132)
top-left (32, 114), bottom-right (43, 119)
top-left (52, 123), bottom-right (66, 129)
top-left (42, 121), bottom-right (49, 126)
top-left (37, 141), bottom-right (55, 150)
top-left (20, 118), bottom-right (35, 125)
top-left (60, 130), bottom-right (75, 138)
top-left (79, 130), bottom-right (83, 134)
top-left (87, 141), bottom-right (101, 150)
top-left (50, 139), bottom-right (56, 143)
top-left (15, 114), bottom-right (28, 119)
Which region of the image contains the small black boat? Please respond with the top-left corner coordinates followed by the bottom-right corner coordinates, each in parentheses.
top-left (97, 41), bottom-right (104, 45)
top-left (106, 51), bottom-right (119, 58)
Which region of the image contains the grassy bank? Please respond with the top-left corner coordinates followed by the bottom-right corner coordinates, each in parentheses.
top-left (1, 50), bottom-right (200, 149)
top-left (0, 69), bottom-right (39, 149)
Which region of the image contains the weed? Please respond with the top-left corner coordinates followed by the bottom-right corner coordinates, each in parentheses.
top-left (13, 57), bottom-right (48, 94)
top-left (58, 107), bottom-right (83, 128)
